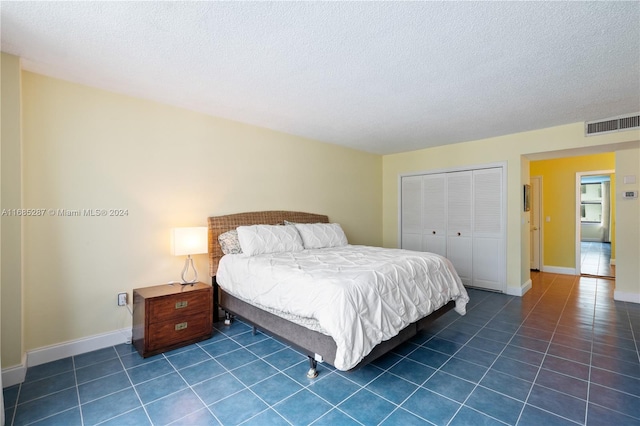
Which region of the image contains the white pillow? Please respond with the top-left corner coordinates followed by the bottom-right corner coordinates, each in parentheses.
top-left (294, 223), bottom-right (348, 249)
top-left (236, 224), bottom-right (304, 256)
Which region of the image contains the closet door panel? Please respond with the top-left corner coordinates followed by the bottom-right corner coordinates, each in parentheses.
top-left (401, 176), bottom-right (422, 250)
top-left (473, 168), bottom-right (503, 238)
top-left (446, 171), bottom-right (472, 284)
top-left (423, 234), bottom-right (446, 257)
top-left (447, 236), bottom-right (472, 285)
top-left (423, 174), bottom-right (447, 256)
top-left (403, 234), bottom-right (423, 251)
top-left (472, 168), bottom-right (504, 292)
top-left (446, 171), bottom-right (472, 237)
top-left (473, 237), bottom-right (503, 291)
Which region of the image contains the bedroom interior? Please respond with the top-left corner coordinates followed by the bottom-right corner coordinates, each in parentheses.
top-left (1, 2), bottom-right (639, 426)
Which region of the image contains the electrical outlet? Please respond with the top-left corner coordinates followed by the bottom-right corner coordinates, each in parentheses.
top-left (117, 292), bottom-right (127, 306)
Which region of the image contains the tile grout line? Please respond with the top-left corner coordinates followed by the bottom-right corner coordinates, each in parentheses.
top-left (161, 330), bottom-right (269, 424)
top-left (71, 356), bottom-right (85, 426)
top-left (516, 274), bottom-right (588, 425)
top-left (7, 376), bottom-right (21, 426)
top-left (215, 325), bottom-right (318, 426)
top-left (584, 278), bottom-right (603, 425)
top-left (161, 350), bottom-right (228, 426)
top-left (109, 346), bottom-right (154, 425)
top-left (222, 329), bottom-right (311, 426)
top-left (586, 283), bottom-right (640, 422)
top-left (447, 275), bottom-right (572, 425)
top-left (373, 290), bottom-right (509, 425)
top-left (445, 286), bottom-right (556, 426)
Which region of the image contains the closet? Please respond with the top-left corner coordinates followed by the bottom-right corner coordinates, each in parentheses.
top-left (400, 165), bottom-right (505, 292)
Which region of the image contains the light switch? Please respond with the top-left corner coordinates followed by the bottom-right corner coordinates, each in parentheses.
top-left (546, 216), bottom-right (551, 222)
top-left (623, 175), bottom-right (637, 184)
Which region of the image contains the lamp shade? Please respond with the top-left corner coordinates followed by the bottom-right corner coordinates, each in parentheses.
top-left (171, 227), bottom-right (208, 256)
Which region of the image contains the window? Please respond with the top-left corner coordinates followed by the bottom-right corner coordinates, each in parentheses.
top-left (580, 183), bottom-right (602, 222)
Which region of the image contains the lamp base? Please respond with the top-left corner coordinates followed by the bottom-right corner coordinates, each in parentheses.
top-left (180, 255), bottom-right (198, 284)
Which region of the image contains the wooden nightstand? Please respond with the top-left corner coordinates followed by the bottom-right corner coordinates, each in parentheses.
top-left (132, 282), bottom-right (213, 357)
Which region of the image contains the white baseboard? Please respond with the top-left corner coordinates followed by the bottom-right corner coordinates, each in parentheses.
top-left (542, 266), bottom-right (577, 275)
top-left (27, 328), bottom-right (132, 368)
top-left (614, 291), bottom-right (640, 304)
top-left (2, 328), bottom-right (131, 388)
top-left (1, 355), bottom-right (27, 388)
top-left (507, 279), bottom-right (532, 296)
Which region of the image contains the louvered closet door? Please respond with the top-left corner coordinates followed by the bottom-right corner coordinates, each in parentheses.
top-left (422, 174), bottom-right (447, 257)
top-left (472, 168), bottom-right (504, 291)
top-left (401, 176), bottom-right (422, 251)
top-left (446, 171), bottom-right (473, 285)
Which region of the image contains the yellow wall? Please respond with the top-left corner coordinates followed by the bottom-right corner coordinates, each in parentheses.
top-left (530, 153), bottom-right (615, 270)
top-left (1, 53), bottom-right (24, 369)
top-left (18, 72), bottom-right (382, 356)
top-left (382, 124), bottom-right (640, 297)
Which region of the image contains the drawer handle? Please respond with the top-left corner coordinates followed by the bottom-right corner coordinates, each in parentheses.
top-left (175, 301), bottom-right (188, 309)
top-left (175, 322), bottom-right (188, 331)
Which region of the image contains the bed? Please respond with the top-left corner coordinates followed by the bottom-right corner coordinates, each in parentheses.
top-left (208, 211), bottom-right (469, 377)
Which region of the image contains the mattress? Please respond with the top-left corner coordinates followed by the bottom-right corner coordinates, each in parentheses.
top-left (216, 245), bottom-right (469, 370)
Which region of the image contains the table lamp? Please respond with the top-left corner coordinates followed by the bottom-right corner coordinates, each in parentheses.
top-left (171, 227), bottom-right (208, 284)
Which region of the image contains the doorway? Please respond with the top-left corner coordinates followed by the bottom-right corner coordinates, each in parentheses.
top-left (530, 176), bottom-right (542, 271)
top-left (575, 170), bottom-right (615, 278)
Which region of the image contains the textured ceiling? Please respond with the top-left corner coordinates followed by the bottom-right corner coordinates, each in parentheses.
top-left (1, 1), bottom-right (639, 154)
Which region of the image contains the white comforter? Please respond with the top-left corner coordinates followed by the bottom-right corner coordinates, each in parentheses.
top-left (217, 245), bottom-right (469, 370)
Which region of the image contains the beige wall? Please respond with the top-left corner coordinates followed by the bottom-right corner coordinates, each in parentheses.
top-left (615, 147), bottom-right (640, 302)
top-left (382, 123), bottom-right (640, 298)
top-left (19, 71), bottom-right (382, 353)
top-left (1, 53), bottom-right (24, 369)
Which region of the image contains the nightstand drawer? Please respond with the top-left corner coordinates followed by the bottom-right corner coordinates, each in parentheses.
top-left (148, 290), bottom-right (210, 323)
top-left (147, 313), bottom-right (212, 352)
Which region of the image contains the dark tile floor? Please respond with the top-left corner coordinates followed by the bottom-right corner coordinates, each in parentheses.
top-left (3, 272), bottom-right (639, 425)
top-left (581, 242), bottom-right (613, 278)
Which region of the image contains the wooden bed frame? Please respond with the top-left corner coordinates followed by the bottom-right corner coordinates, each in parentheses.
top-left (208, 210), bottom-right (454, 377)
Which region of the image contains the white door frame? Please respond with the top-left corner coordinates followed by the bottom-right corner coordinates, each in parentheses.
top-left (575, 169), bottom-right (615, 275)
top-left (530, 176), bottom-right (542, 270)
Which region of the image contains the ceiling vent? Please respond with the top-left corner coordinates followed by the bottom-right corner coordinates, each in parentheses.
top-left (586, 113), bottom-right (640, 136)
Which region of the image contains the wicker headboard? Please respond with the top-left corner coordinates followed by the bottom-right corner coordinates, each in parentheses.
top-left (208, 211), bottom-right (329, 276)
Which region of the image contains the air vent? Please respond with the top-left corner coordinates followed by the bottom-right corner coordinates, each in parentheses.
top-left (586, 113), bottom-right (640, 136)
